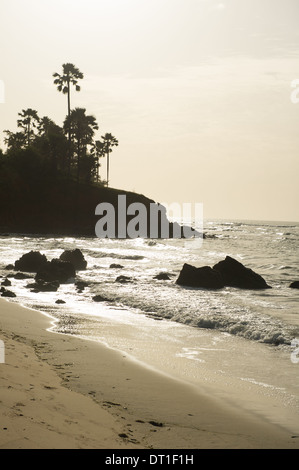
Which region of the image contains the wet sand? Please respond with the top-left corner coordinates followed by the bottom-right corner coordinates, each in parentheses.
top-left (0, 298), bottom-right (298, 449)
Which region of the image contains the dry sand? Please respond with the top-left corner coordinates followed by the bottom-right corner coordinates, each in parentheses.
top-left (0, 297), bottom-right (298, 450)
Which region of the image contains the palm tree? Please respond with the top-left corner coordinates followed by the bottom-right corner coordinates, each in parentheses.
top-left (101, 133), bottom-right (119, 187)
top-left (90, 140), bottom-right (105, 182)
top-left (17, 108), bottom-right (40, 146)
top-left (63, 108), bottom-right (98, 182)
top-left (36, 117), bottom-right (68, 173)
top-left (4, 130), bottom-right (27, 151)
top-left (37, 116), bottom-right (57, 136)
top-left (53, 63), bottom-right (83, 120)
top-left (53, 63), bottom-right (84, 173)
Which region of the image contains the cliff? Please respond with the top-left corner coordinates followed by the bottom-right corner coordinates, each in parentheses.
top-left (0, 175), bottom-right (197, 238)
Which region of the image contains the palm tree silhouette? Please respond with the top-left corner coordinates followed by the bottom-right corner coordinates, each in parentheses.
top-left (53, 63), bottom-right (83, 120)
top-left (64, 108), bottom-right (98, 182)
top-left (4, 130), bottom-right (27, 151)
top-left (53, 63), bottom-right (83, 173)
top-left (90, 140), bottom-right (105, 182)
top-left (101, 133), bottom-right (119, 187)
top-left (17, 108), bottom-right (40, 146)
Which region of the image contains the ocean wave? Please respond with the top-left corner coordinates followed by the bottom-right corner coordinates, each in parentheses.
top-left (93, 281), bottom-right (296, 347)
top-left (90, 251), bottom-right (145, 260)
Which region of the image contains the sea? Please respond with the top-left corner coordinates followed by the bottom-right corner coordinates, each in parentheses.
top-left (1, 219), bottom-right (299, 432)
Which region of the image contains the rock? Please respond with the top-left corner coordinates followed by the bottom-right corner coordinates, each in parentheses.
top-left (115, 275), bottom-right (133, 284)
top-left (154, 272), bottom-right (171, 280)
top-left (5, 264), bottom-right (14, 270)
top-left (55, 299), bottom-right (66, 304)
top-left (75, 280), bottom-right (89, 291)
top-left (14, 251), bottom-right (48, 273)
top-left (110, 263), bottom-right (124, 269)
top-left (27, 280), bottom-right (60, 292)
top-left (289, 281), bottom-right (299, 289)
top-left (59, 249), bottom-right (87, 270)
top-left (176, 264), bottom-right (224, 289)
top-left (35, 259), bottom-right (76, 283)
top-left (1, 289), bottom-right (16, 298)
top-left (13, 272), bottom-right (33, 280)
top-left (213, 256), bottom-right (271, 290)
top-left (92, 295), bottom-right (108, 302)
top-left (1, 278), bottom-right (11, 287)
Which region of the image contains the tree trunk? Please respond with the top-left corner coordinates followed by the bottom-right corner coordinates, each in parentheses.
top-left (77, 139), bottom-right (80, 183)
top-left (107, 152), bottom-right (109, 187)
top-left (27, 119), bottom-right (31, 147)
top-left (67, 78), bottom-right (71, 175)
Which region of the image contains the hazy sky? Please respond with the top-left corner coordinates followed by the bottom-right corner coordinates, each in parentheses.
top-left (1, 0), bottom-right (299, 222)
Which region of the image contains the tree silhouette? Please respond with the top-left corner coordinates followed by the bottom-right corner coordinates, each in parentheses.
top-left (64, 108), bottom-right (98, 182)
top-left (90, 140), bottom-right (105, 182)
top-left (17, 108), bottom-right (40, 146)
top-left (53, 63), bottom-right (83, 120)
top-left (101, 133), bottom-right (119, 187)
top-left (37, 116), bottom-right (57, 136)
top-left (36, 117), bottom-right (68, 173)
top-left (4, 130), bottom-right (27, 151)
top-left (53, 63), bottom-right (84, 173)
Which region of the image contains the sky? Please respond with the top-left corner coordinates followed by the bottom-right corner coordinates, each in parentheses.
top-left (0, 0), bottom-right (299, 222)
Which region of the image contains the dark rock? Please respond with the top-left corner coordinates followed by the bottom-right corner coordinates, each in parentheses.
top-left (55, 299), bottom-right (66, 304)
top-left (13, 272), bottom-right (33, 280)
top-left (75, 280), bottom-right (89, 290)
top-left (5, 264), bottom-right (14, 270)
top-left (290, 281), bottom-right (299, 289)
top-left (154, 272), bottom-right (171, 280)
top-left (213, 256), bottom-right (271, 290)
top-left (176, 264), bottom-right (224, 289)
top-left (27, 280), bottom-right (60, 292)
top-left (115, 275), bottom-right (133, 284)
top-left (110, 263), bottom-right (124, 269)
top-left (92, 295), bottom-right (109, 302)
top-left (59, 249), bottom-right (87, 270)
top-left (14, 251), bottom-right (48, 273)
top-left (1, 289), bottom-right (16, 298)
top-left (35, 259), bottom-right (76, 284)
top-left (25, 282), bottom-right (38, 289)
top-left (1, 278), bottom-right (11, 287)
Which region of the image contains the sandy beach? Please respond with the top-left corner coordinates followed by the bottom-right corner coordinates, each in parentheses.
top-left (0, 297), bottom-right (299, 450)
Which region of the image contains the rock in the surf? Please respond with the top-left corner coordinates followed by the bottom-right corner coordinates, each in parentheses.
top-left (1, 289), bottom-right (16, 297)
top-left (153, 272), bottom-right (171, 280)
top-left (35, 259), bottom-right (76, 283)
top-left (14, 251), bottom-right (48, 273)
top-left (289, 281), bottom-right (299, 289)
top-left (176, 264), bottom-right (224, 289)
top-left (59, 249), bottom-right (87, 270)
top-left (213, 256), bottom-right (271, 289)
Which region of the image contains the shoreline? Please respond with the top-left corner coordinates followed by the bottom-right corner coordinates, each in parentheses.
top-left (1, 298), bottom-right (299, 449)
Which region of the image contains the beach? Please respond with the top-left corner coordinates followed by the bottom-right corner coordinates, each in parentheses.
top-left (1, 297), bottom-right (298, 450)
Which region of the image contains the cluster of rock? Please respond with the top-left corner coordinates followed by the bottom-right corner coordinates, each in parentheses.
top-left (1, 249), bottom-right (87, 295)
top-left (176, 256), bottom-right (272, 290)
top-left (1, 249), bottom-right (298, 302)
